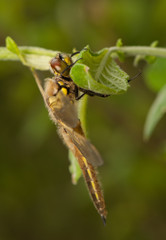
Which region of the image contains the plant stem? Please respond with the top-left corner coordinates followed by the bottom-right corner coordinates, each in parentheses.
top-left (108, 46), bottom-right (166, 58)
top-left (78, 95), bottom-right (88, 135)
top-left (1, 45), bottom-right (166, 62)
top-left (1, 45), bottom-right (166, 70)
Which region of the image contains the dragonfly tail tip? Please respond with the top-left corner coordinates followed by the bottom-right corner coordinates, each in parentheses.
top-left (101, 215), bottom-right (106, 226)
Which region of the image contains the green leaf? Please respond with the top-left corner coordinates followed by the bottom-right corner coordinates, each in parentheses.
top-left (150, 41), bottom-right (159, 48)
top-left (69, 151), bottom-right (82, 185)
top-left (144, 85), bottom-right (166, 140)
top-left (145, 41), bottom-right (159, 64)
top-left (6, 36), bottom-right (27, 64)
top-left (144, 58), bottom-right (166, 92)
top-left (116, 38), bottom-right (123, 47)
top-left (116, 39), bottom-right (125, 61)
top-left (70, 46), bottom-right (129, 95)
top-left (6, 36), bottom-right (20, 55)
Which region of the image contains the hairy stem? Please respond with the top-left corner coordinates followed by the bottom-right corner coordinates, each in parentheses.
top-left (1, 46), bottom-right (166, 70)
top-left (108, 46), bottom-right (166, 58)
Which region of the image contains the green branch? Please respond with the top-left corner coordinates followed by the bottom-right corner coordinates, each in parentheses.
top-left (107, 46), bottom-right (166, 58)
top-left (1, 46), bottom-right (166, 66)
top-left (1, 37), bottom-right (166, 71)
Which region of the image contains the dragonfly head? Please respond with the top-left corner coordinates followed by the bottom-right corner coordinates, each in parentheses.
top-left (50, 53), bottom-right (72, 77)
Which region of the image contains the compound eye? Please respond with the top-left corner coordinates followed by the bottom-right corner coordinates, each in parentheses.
top-left (50, 57), bottom-right (61, 73)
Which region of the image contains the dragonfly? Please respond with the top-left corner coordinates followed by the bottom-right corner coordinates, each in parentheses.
top-left (31, 52), bottom-right (107, 224)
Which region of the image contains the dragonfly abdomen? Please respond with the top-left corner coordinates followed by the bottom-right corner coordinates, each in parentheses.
top-left (59, 126), bottom-right (107, 223)
top-left (75, 149), bottom-right (107, 223)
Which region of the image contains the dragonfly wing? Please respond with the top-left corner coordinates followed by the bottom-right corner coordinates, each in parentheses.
top-left (65, 127), bottom-right (104, 167)
top-left (48, 91), bottom-right (79, 129)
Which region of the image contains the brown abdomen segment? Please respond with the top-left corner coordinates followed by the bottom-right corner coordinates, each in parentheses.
top-left (74, 147), bottom-right (107, 223)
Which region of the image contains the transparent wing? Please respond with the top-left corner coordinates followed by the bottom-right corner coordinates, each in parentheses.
top-left (65, 127), bottom-right (104, 167)
top-left (48, 91), bottom-right (79, 129)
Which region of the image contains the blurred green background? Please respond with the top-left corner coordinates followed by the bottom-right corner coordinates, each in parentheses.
top-left (0, 0), bottom-right (166, 239)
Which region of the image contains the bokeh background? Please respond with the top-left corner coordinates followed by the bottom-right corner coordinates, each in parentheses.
top-left (0, 0), bottom-right (166, 239)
